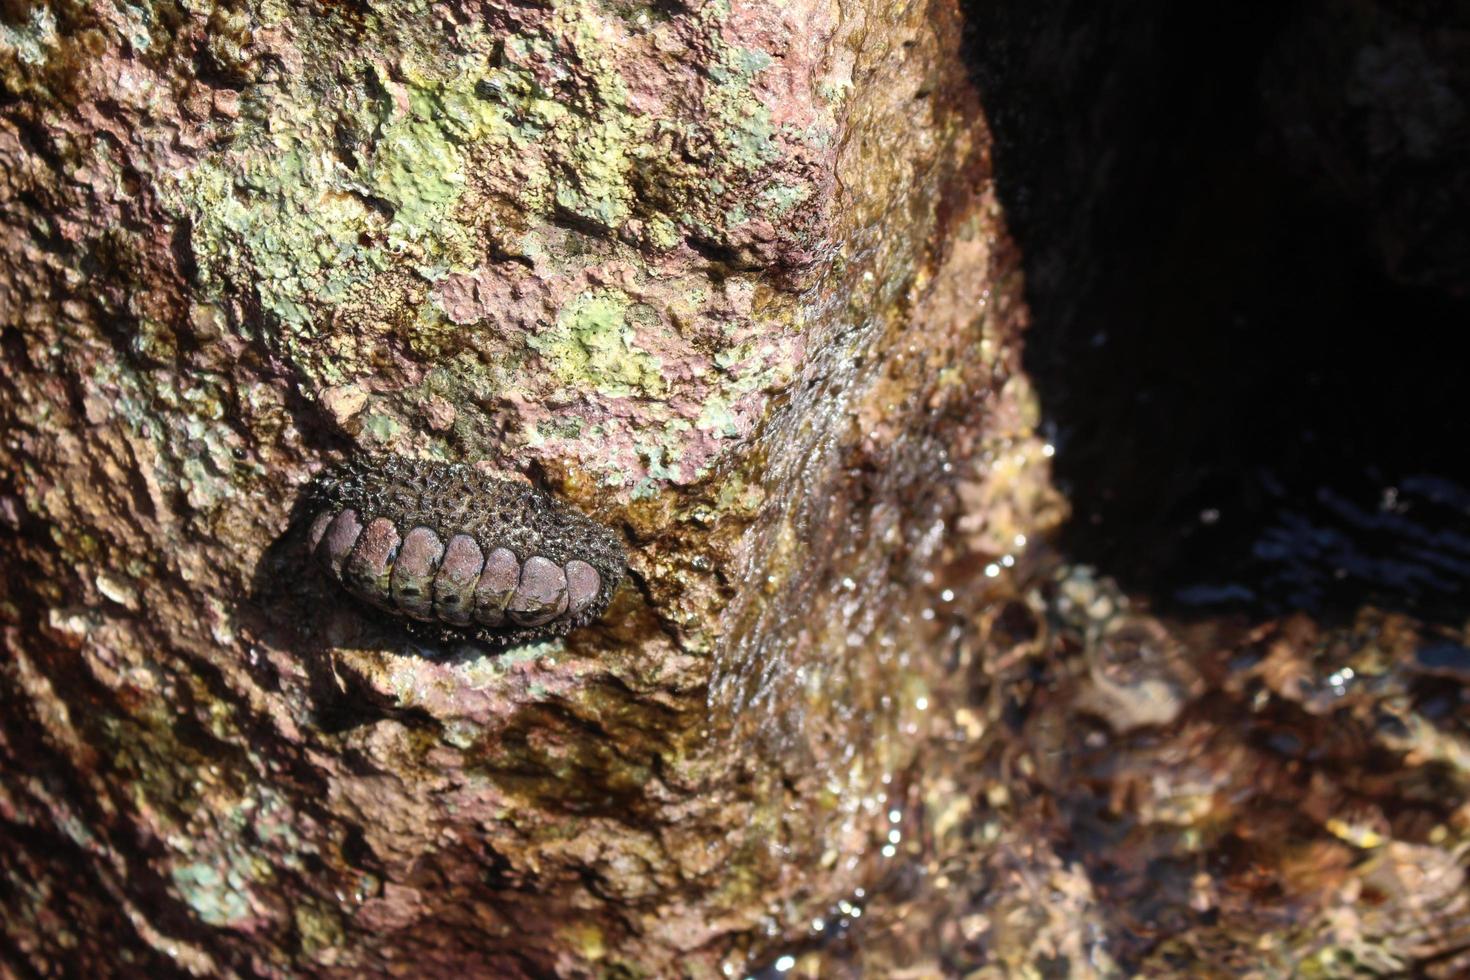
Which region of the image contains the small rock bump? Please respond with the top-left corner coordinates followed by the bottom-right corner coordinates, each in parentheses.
top-left (564, 560), bottom-right (601, 617)
top-left (432, 534), bottom-right (486, 626)
top-left (473, 548), bottom-right (520, 627)
top-left (317, 508), bottom-right (364, 579)
top-left (344, 517), bottom-right (400, 606)
top-left (509, 556), bottom-right (569, 627)
top-left (391, 526), bottom-right (445, 620)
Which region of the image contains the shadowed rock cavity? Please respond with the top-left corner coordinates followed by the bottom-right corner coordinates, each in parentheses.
top-left (962, 0), bottom-right (1470, 623)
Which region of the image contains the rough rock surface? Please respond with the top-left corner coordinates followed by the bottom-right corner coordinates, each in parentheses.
top-left (10, 1), bottom-right (1466, 977)
top-left (2, 0), bottom-right (1055, 975)
top-left (796, 572), bottom-right (1470, 977)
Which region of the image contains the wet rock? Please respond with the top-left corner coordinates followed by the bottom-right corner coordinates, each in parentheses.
top-left (0, 0), bottom-right (1055, 974)
top-left (1076, 614), bottom-right (1198, 733)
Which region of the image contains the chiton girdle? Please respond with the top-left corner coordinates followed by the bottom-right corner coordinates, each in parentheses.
top-left (307, 454), bottom-right (625, 648)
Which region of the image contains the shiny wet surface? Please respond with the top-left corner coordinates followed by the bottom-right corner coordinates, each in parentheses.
top-left (744, 1), bottom-right (1470, 974)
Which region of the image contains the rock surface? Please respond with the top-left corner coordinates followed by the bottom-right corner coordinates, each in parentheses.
top-left (8, 1), bottom-right (1466, 977)
top-left (1, 0), bottom-right (1054, 975)
top-left (797, 569), bottom-right (1470, 977)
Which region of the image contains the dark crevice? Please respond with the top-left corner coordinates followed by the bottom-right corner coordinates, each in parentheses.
top-left (960, 0), bottom-right (1470, 624)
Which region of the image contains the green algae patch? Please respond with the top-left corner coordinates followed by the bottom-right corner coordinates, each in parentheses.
top-left (546, 12), bottom-right (646, 230)
top-left (364, 82), bottom-right (472, 250)
top-left (169, 58), bottom-right (520, 351)
top-left (531, 289), bottom-right (665, 397)
top-left (170, 861), bottom-right (253, 927)
top-left (294, 901), bottom-right (347, 958)
top-left (554, 111), bottom-right (639, 229)
top-left (756, 181), bottom-right (811, 217)
top-left (708, 45), bottom-right (780, 172)
top-left (164, 6), bottom-right (666, 392)
top-left (362, 412), bottom-right (402, 444)
top-left (177, 119), bottom-right (379, 335)
top-left (558, 921), bottom-right (608, 962)
top-left (0, 5), bottom-right (58, 66)
top-left (696, 394), bottom-right (742, 438)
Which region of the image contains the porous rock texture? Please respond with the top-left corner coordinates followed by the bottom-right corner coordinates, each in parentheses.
top-left (1, 1), bottom-right (1058, 975)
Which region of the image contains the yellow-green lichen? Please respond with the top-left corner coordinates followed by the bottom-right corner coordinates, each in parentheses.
top-left (531, 289), bottom-right (665, 397)
top-left (646, 213), bottom-right (682, 250)
top-left (362, 79), bottom-right (474, 250)
top-left (168, 52), bottom-right (537, 338)
top-left (546, 10), bottom-right (648, 229)
top-left (175, 117), bottom-right (382, 334)
top-left (554, 110), bottom-right (639, 229)
top-left (170, 861), bottom-right (253, 927)
top-left (708, 46), bottom-right (780, 172)
top-left (165, 4), bottom-right (677, 391)
top-left (362, 412), bottom-right (403, 443)
top-left (756, 181), bottom-right (811, 217)
top-left (696, 394), bottom-right (742, 438)
top-left (294, 902), bottom-right (347, 958)
top-left (558, 920), bottom-right (608, 961)
top-left (0, 5), bottom-right (58, 66)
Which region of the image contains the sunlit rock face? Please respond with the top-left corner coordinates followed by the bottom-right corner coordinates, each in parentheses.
top-left (0, 0), bottom-right (1055, 975)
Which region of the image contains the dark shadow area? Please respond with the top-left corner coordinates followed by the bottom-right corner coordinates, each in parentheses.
top-left (242, 487), bottom-right (441, 733)
top-left (960, 1), bottom-right (1470, 622)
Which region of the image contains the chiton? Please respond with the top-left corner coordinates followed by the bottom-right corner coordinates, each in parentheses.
top-left (307, 454), bottom-right (625, 647)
